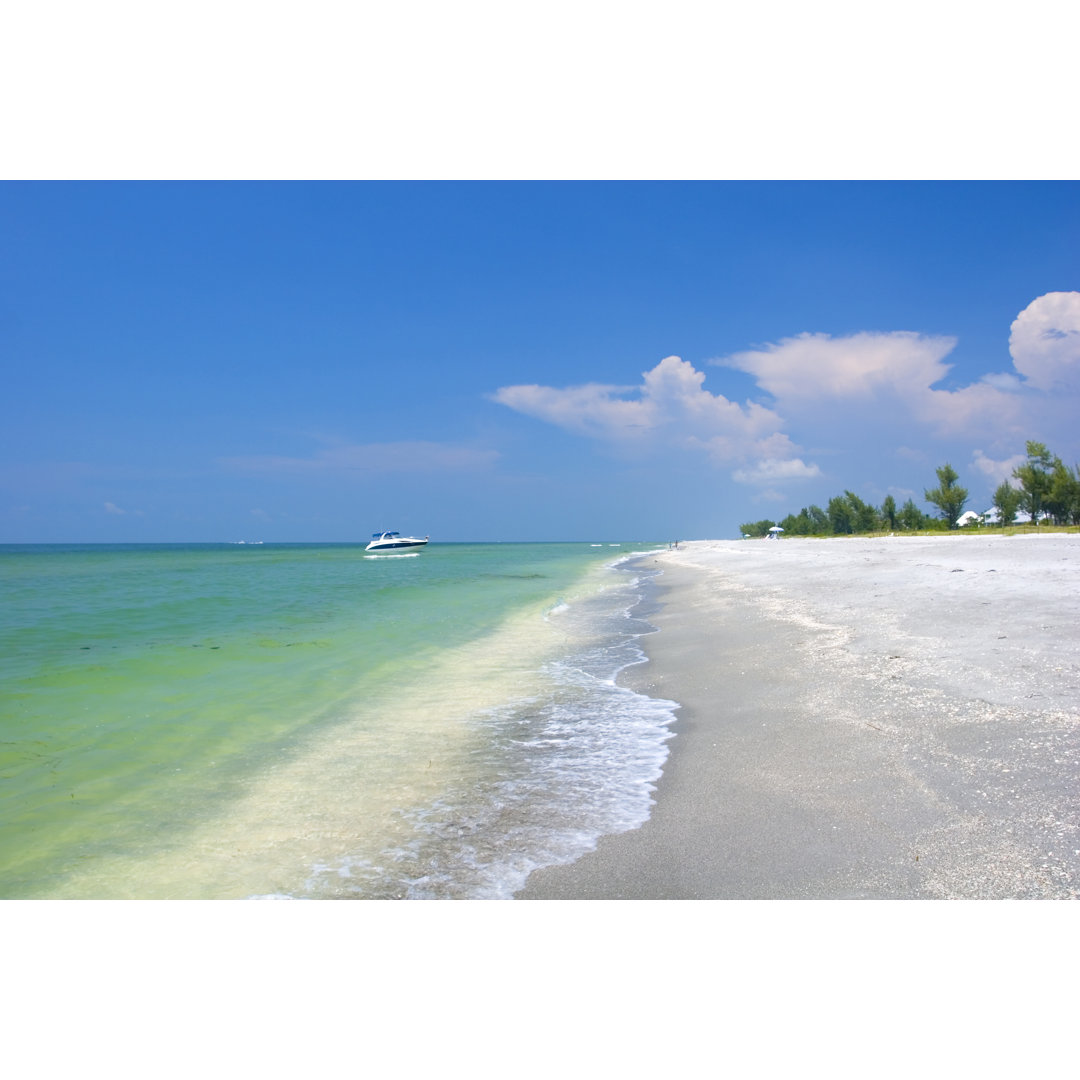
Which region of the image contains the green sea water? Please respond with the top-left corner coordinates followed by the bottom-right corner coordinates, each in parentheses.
top-left (0, 541), bottom-right (674, 898)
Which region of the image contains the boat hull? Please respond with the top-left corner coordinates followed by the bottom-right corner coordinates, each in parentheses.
top-left (364, 532), bottom-right (429, 554)
top-left (365, 540), bottom-right (428, 554)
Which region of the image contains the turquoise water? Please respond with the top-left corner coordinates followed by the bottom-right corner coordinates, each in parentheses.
top-left (0, 541), bottom-right (674, 898)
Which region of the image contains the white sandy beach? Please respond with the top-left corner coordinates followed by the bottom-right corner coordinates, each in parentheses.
top-left (519, 533), bottom-right (1080, 899)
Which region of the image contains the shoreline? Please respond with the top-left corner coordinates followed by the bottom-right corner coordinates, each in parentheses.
top-left (518, 534), bottom-right (1080, 899)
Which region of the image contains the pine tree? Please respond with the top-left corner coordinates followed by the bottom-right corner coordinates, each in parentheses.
top-left (1013, 442), bottom-right (1053, 525)
top-left (924, 463), bottom-right (968, 529)
top-left (993, 481), bottom-right (1022, 526)
top-left (898, 498), bottom-right (924, 530)
top-left (881, 494), bottom-right (897, 530)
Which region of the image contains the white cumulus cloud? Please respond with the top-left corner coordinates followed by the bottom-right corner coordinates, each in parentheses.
top-left (716, 330), bottom-right (958, 404)
top-left (491, 380), bottom-right (653, 438)
top-left (1009, 291), bottom-right (1080, 391)
top-left (492, 293), bottom-right (1080, 495)
top-left (713, 326), bottom-right (1034, 438)
top-left (971, 449), bottom-right (1025, 486)
top-left (493, 356), bottom-right (785, 445)
top-left (732, 458), bottom-right (822, 485)
top-left (493, 355), bottom-right (817, 482)
top-left (490, 356), bottom-right (816, 483)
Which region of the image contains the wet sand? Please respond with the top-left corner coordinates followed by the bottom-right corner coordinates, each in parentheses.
top-left (519, 534), bottom-right (1080, 899)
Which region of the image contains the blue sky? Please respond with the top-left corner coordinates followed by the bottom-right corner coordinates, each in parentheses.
top-left (2, 181), bottom-right (1078, 542)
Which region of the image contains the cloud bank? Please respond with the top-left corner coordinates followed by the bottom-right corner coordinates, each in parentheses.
top-left (492, 355), bottom-right (815, 482)
top-left (719, 330), bottom-right (958, 403)
top-left (714, 328), bottom-right (1030, 438)
top-left (492, 292), bottom-right (1080, 489)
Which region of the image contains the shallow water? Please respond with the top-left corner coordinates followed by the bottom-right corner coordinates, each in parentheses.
top-left (0, 541), bottom-right (675, 898)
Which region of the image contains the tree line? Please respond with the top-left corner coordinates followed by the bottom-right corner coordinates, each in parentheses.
top-left (740, 441), bottom-right (1080, 538)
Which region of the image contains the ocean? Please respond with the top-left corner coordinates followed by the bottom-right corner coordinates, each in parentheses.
top-left (0, 541), bottom-right (676, 899)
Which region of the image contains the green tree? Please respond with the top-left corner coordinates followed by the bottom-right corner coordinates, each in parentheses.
top-left (924, 463), bottom-right (968, 528)
top-left (1068, 466), bottom-right (1080, 526)
top-left (897, 498), bottom-right (926, 531)
top-left (881, 494), bottom-right (897, 531)
top-left (1045, 458), bottom-right (1080, 525)
top-left (1013, 441), bottom-right (1053, 525)
top-left (993, 481), bottom-right (1022, 527)
top-left (739, 519), bottom-right (776, 538)
top-left (780, 510), bottom-right (814, 536)
top-left (845, 490), bottom-right (879, 533)
top-left (806, 505), bottom-right (830, 533)
top-left (827, 495), bottom-right (853, 534)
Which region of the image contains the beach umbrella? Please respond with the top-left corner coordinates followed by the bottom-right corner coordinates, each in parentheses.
top-left (768, 526), bottom-right (784, 533)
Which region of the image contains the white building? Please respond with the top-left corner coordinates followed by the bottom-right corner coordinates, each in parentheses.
top-left (981, 506), bottom-right (1047, 525)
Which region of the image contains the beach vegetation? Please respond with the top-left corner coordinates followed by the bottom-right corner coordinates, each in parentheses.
top-left (847, 490), bottom-right (879, 532)
top-left (993, 480), bottom-right (1022, 527)
top-left (776, 505), bottom-right (830, 536)
top-left (738, 518), bottom-right (777, 537)
top-left (881, 494), bottom-right (898, 530)
top-left (826, 494), bottom-right (854, 534)
top-left (924, 462), bottom-right (968, 528)
top-left (1045, 458), bottom-right (1080, 525)
top-left (745, 494), bottom-right (936, 538)
top-left (738, 441), bottom-right (1080, 538)
top-left (1012, 441), bottom-right (1053, 525)
top-left (897, 498), bottom-right (929, 531)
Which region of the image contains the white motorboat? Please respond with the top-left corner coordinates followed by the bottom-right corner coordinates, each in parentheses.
top-left (365, 531), bottom-right (429, 554)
